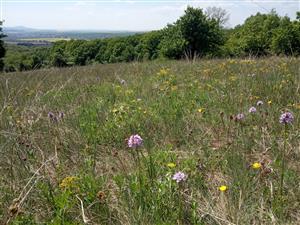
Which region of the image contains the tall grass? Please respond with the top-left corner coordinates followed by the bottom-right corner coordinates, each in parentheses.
top-left (0, 57), bottom-right (299, 224)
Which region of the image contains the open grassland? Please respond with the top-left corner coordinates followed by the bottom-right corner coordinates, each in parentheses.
top-left (19, 38), bottom-right (72, 42)
top-left (0, 58), bottom-right (299, 225)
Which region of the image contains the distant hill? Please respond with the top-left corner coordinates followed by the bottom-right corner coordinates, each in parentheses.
top-left (3, 26), bottom-right (142, 46)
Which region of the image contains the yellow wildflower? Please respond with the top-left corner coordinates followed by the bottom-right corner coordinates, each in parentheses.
top-left (219, 185), bottom-right (228, 192)
top-left (59, 176), bottom-right (78, 189)
top-left (267, 100), bottom-right (272, 105)
top-left (157, 68), bottom-right (169, 76)
top-left (229, 76), bottom-right (237, 81)
top-left (252, 162), bottom-right (261, 169)
top-left (294, 103), bottom-right (300, 110)
top-left (125, 90), bottom-right (133, 95)
top-left (167, 163), bottom-right (176, 168)
top-left (198, 108), bottom-right (205, 113)
top-left (171, 86), bottom-right (178, 91)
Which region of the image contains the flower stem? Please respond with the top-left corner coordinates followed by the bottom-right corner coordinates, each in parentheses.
top-left (136, 149), bottom-right (144, 209)
top-left (280, 125), bottom-right (287, 195)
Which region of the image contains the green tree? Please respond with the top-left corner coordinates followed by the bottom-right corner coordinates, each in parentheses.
top-left (136, 31), bottom-right (162, 60)
top-left (0, 21), bottom-right (6, 71)
top-left (51, 47), bottom-right (67, 67)
top-left (30, 47), bottom-right (50, 69)
top-left (226, 11), bottom-right (281, 56)
top-left (225, 10), bottom-right (300, 57)
top-left (159, 6), bottom-right (224, 59)
top-left (271, 16), bottom-right (300, 55)
top-left (177, 6), bottom-right (224, 58)
top-left (95, 40), bottom-right (108, 63)
top-left (159, 24), bottom-right (187, 59)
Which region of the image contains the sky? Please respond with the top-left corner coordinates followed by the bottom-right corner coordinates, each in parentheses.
top-left (1, 0), bottom-right (299, 31)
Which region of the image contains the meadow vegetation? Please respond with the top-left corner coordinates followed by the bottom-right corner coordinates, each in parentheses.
top-left (0, 57), bottom-right (299, 224)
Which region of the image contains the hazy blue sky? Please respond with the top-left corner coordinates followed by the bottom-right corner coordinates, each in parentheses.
top-left (2, 0), bottom-right (299, 30)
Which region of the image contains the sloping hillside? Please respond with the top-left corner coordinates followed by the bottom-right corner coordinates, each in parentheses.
top-left (0, 58), bottom-right (299, 224)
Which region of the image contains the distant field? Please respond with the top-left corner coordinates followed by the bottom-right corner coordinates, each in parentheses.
top-left (19, 38), bottom-right (71, 42)
top-left (0, 58), bottom-right (299, 224)
top-left (3, 27), bottom-right (140, 47)
top-left (4, 27), bottom-right (140, 43)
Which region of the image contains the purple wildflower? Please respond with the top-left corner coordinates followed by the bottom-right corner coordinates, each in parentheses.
top-left (172, 171), bottom-right (187, 183)
top-left (48, 112), bottom-right (55, 119)
top-left (48, 111), bottom-right (58, 122)
top-left (257, 101), bottom-right (264, 106)
top-left (58, 112), bottom-right (64, 119)
top-left (236, 113), bottom-right (245, 121)
top-left (279, 112), bottom-right (294, 124)
top-left (249, 107), bottom-right (257, 113)
top-left (128, 134), bottom-right (143, 148)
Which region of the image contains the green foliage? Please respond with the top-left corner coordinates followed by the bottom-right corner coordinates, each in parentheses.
top-left (136, 31), bottom-right (162, 60)
top-left (225, 11), bottom-right (300, 56)
top-left (50, 45), bottom-right (68, 67)
top-left (103, 36), bottom-right (138, 63)
top-left (271, 17), bottom-right (300, 55)
top-left (158, 25), bottom-right (187, 59)
top-left (0, 21), bottom-right (6, 71)
top-left (159, 7), bottom-right (224, 59)
top-left (177, 7), bottom-right (224, 57)
top-left (51, 51), bottom-right (67, 67)
top-left (4, 44), bottom-right (49, 72)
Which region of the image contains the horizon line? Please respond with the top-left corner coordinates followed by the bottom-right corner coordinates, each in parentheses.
top-left (1, 0), bottom-right (298, 3)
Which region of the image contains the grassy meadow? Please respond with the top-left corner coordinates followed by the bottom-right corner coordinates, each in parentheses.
top-left (0, 57), bottom-right (299, 224)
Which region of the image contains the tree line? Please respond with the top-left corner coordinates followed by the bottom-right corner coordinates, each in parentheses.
top-left (1, 7), bottom-right (300, 72)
